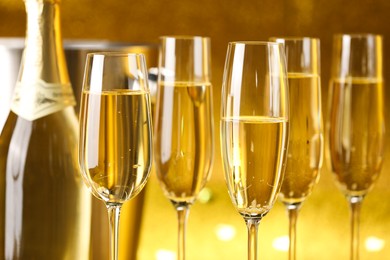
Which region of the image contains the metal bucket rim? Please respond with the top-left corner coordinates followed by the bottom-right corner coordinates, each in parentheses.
top-left (63, 39), bottom-right (158, 50)
top-left (0, 37), bottom-right (24, 49)
top-left (0, 37), bottom-right (157, 50)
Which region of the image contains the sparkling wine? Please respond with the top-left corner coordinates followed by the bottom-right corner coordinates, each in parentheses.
top-left (154, 82), bottom-right (214, 204)
top-left (280, 73), bottom-right (323, 205)
top-left (79, 89), bottom-right (152, 204)
top-left (221, 116), bottom-right (289, 217)
top-left (0, 0), bottom-right (91, 258)
top-left (328, 77), bottom-right (385, 197)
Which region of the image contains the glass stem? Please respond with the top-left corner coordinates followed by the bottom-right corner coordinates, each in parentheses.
top-left (175, 203), bottom-right (190, 260)
top-left (244, 217), bottom-right (262, 260)
top-left (349, 196), bottom-right (363, 260)
top-left (107, 203), bottom-right (122, 260)
top-left (286, 203), bottom-right (302, 260)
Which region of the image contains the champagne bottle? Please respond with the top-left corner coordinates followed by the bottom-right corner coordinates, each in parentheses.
top-left (0, 0), bottom-right (91, 259)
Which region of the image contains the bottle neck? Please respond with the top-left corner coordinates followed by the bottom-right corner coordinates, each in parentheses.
top-left (23, 0), bottom-right (68, 84)
top-left (11, 0), bottom-right (76, 121)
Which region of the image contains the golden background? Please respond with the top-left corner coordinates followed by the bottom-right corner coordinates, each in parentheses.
top-left (1, 0), bottom-right (390, 259)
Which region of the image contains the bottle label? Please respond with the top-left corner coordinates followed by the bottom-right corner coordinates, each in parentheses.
top-left (10, 79), bottom-right (76, 121)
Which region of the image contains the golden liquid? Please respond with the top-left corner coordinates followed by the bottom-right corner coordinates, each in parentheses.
top-left (221, 116), bottom-right (289, 218)
top-left (79, 90), bottom-right (152, 204)
top-left (154, 82), bottom-right (214, 204)
top-left (280, 74), bottom-right (323, 205)
top-left (88, 91), bottom-right (156, 260)
top-left (0, 108), bottom-right (91, 259)
top-left (328, 78), bottom-right (385, 197)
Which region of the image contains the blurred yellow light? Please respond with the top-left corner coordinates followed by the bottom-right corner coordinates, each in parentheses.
top-left (198, 187), bottom-right (213, 203)
top-left (365, 236), bottom-right (385, 252)
top-left (155, 249), bottom-right (176, 260)
top-left (215, 224), bottom-right (236, 241)
top-left (272, 235), bottom-right (289, 251)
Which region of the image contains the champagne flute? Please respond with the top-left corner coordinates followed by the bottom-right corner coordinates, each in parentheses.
top-left (78, 52), bottom-right (153, 260)
top-left (271, 37), bottom-right (323, 260)
top-left (327, 34), bottom-right (385, 260)
top-left (220, 41), bottom-right (289, 260)
top-left (153, 36), bottom-right (214, 260)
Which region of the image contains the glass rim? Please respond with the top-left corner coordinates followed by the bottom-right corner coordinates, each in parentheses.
top-left (270, 36), bottom-right (320, 42)
top-left (159, 35), bottom-right (210, 41)
top-left (228, 41), bottom-right (282, 46)
top-left (85, 51), bottom-right (146, 58)
top-left (333, 33), bottom-right (383, 40)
